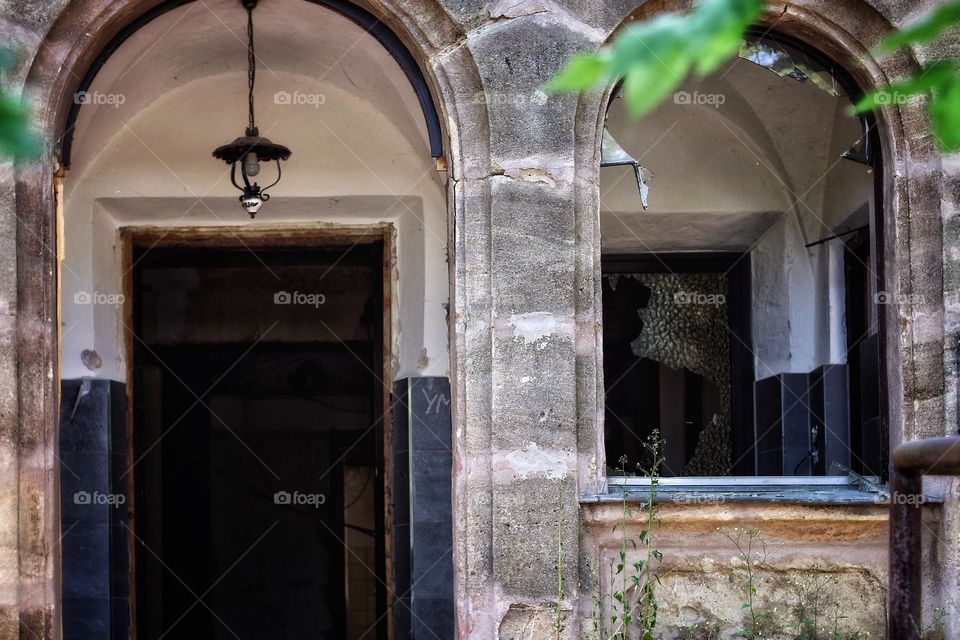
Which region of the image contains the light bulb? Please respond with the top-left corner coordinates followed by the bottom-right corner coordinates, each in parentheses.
top-left (243, 152), bottom-right (260, 177)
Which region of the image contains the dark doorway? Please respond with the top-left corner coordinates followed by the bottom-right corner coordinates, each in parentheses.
top-left (129, 238), bottom-right (387, 640)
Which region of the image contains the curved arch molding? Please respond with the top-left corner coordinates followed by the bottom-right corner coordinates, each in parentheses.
top-left (60, 0), bottom-right (444, 166)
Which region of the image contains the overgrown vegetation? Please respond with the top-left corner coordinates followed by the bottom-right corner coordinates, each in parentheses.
top-left (785, 565), bottom-right (837, 639)
top-left (723, 527), bottom-right (782, 638)
top-left (581, 472), bottom-right (948, 639)
top-left (549, 0), bottom-right (960, 153)
top-left (588, 431), bottom-right (665, 640)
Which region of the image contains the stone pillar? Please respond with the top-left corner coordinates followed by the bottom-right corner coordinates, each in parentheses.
top-left (436, 7), bottom-right (604, 637)
top-left (1, 10), bottom-right (64, 636)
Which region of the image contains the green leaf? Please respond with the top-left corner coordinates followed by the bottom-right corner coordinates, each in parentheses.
top-left (612, 15), bottom-right (693, 118)
top-left (544, 52), bottom-right (611, 92)
top-left (878, 1), bottom-right (960, 52)
top-left (852, 61), bottom-right (960, 153)
top-left (547, 0), bottom-right (762, 117)
top-left (621, 63), bottom-right (677, 118)
top-left (0, 94), bottom-right (40, 160)
top-left (690, 0), bottom-right (764, 75)
top-left (853, 62), bottom-right (957, 113)
top-left (930, 74), bottom-right (960, 151)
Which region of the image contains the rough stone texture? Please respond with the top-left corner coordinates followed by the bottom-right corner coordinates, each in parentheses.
top-left (2, 0), bottom-right (960, 638)
top-left (582, 502), bottom-right (899, 639)
top-left (498, 603), bottom-right (573, 639)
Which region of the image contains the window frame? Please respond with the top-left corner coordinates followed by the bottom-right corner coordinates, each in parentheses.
top-left (597, 32), bottom-right (890, 501)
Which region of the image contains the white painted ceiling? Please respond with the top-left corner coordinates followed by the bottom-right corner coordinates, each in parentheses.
top-left (601, 55), bottom-right (872, 252)
top-left (69, 0), bottom-right (429, 171)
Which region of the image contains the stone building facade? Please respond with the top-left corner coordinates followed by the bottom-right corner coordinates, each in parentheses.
top-left (0, 0), bottom-right (958, 638)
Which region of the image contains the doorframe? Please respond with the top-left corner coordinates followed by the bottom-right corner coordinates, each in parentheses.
top-left (118, 223), bottom-right (396, 639)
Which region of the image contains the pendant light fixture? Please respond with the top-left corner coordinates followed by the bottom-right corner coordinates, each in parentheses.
top-left (212, 0), bottom-right (291, 218)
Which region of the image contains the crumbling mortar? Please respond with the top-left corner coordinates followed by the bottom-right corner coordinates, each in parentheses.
top-left (428, 33), bottom-right (471, 63)
top-left (465, 0), bottom-right (605, 44)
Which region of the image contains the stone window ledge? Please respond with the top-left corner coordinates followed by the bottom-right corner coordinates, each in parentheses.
top-left (581, 476), bottom-right (944, 506)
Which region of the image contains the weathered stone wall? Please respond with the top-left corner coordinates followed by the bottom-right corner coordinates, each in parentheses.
top-left (582, 503), bottom-right (894, 638)
top-left (0, 0), bottom-right (957, 638)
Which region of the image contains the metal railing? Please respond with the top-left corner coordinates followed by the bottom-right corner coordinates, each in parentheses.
top-left (889, 435), bottom-right (960, 639)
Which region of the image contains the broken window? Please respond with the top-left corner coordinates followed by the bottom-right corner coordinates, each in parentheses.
top-left (600, 33), bottom-right (884, 484)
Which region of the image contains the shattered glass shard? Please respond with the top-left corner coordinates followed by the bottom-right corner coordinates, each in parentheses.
top-left (600, 126), bottom-right (652, 209)
top-left (739, 39), bottom-right (841, 97)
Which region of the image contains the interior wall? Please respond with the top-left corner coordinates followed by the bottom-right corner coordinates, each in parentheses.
top-left (59, 0), bottom-right (448, 383)
top-left (601, 56), bottom-right (873, 378)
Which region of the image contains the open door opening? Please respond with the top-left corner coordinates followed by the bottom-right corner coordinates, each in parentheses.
top-left (129, 236), bottom-right (388, 640)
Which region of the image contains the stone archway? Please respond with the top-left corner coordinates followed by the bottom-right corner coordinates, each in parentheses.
top-left (577, 0), bottom-right (942, 453)
top-left (573, 1), bottom-right (953, 637)
top-left (12, 1), bottom-right (490, 637)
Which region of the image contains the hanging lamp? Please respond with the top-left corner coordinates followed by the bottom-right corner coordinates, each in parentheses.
top-left (212, 0), bottom-right (291, 218)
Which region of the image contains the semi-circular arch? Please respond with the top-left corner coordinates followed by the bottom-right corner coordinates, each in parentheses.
top-left (17, 0), bottom-right (491, 636)
top-left (59, 0), bottom-right (444, 166)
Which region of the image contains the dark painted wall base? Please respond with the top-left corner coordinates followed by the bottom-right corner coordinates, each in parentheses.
top-left (391, 377), bottom-right (454, 640)
top-left (60, 378), bottom-right (129, 640)
top-left (755, 366), bottom-right (851, 475)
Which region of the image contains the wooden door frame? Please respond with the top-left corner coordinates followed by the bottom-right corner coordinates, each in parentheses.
top-left (119, 224), bottom-right (396, 639)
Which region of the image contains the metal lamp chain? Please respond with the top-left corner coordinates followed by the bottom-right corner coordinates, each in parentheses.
top-left (246, 5), bottom-right (256, 135)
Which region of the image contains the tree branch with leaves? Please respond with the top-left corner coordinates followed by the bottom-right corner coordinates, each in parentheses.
top-left (549, 0), bottom-right (960, 153)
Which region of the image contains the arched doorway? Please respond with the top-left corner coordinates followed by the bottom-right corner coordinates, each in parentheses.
top-left (48, 0), bottom-right (451, 637)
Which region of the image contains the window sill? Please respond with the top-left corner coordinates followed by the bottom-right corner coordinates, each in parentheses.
top-left (581, 475), bottom-right (944, 506)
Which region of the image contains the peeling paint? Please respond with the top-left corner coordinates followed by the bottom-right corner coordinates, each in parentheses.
top-left (518, 168), bottom-right (556, 187)
top-left (504, 311), bottom-right (573, 346)
top-left (504, 442), bottom-right (567, 479)
top-left (488, 0), bottom-right (547, 19)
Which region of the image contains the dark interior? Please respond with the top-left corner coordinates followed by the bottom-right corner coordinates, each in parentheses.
top-left (132, 243), bottom-right (386, 639)
top-left (601, 254), bottom-right (751, 476)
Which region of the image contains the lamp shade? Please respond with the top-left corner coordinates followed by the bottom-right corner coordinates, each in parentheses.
top-left (212, 135), bottom-right (292, 164)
